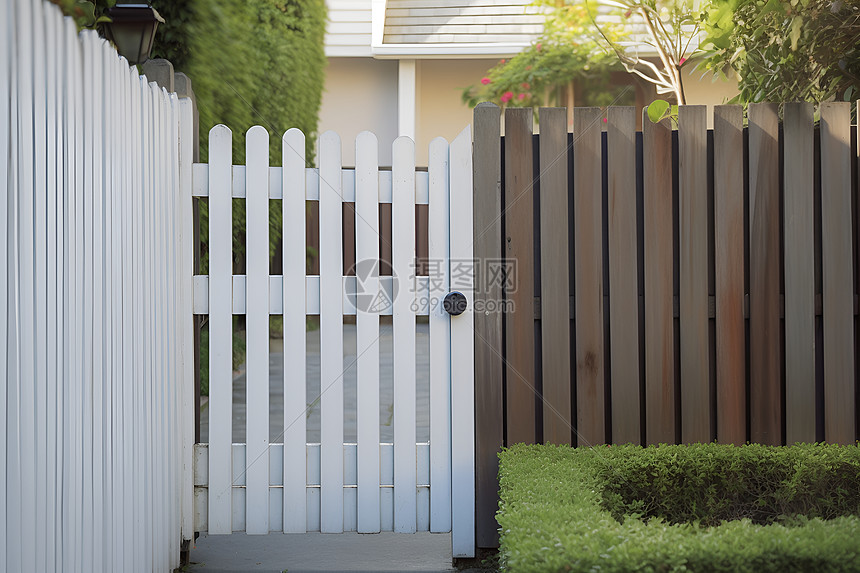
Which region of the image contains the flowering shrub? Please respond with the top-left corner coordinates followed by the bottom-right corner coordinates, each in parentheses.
top-left (461, 2), bottom-right (630, 109)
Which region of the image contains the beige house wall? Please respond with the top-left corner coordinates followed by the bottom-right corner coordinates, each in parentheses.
top-left (318, 57), bottom-right (739, 167)
top-left (317, 57), bottom-right (399, 167)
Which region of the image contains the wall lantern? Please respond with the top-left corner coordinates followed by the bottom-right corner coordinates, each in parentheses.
top-left (103, 2), bottom-right (165, 65)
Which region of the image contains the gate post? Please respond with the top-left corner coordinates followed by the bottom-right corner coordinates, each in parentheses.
top-left (471, 103), bottom-right (504, 549)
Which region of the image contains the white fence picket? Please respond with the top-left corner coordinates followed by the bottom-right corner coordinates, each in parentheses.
top-left (6, 1), bottom-right (23, 565)
top-left (208, 125), bottom-right (234, 534)
top-left (319, 130), bottom-right (345, 533)
top-left (0, 0), bottom-right (9, 566)
top-left (32, 4), bottom-right (50, 568)
top-left (355, 131), bottom-right (381, 533)
top-left (70, 18), bottom-right (85, 573)
top-left (282, 128), bottom-right (308, 533)
top-left (245, 126), bottom-right (271, 534)
top-left (427, 137), bottom-right (452, 533)
top-left (17, 4), bottom-right (38, 572)
top-left (179, 97), bottom-right (196, 545)
top-left (392, 136), bottom-right (417, 533)
top-left (43, 8), bottom-right (59, 570)
top-left (449, 126), bottom-right (475, 558)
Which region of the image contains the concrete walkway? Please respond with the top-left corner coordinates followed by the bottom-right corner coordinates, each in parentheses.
top-left (200, 322), bottom-right (431, 444)
top-left (187, 532), bottom-right (456, 573)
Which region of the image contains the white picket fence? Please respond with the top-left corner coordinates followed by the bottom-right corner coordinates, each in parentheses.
top-left (191, 126), bottom-right (476, 556)
top-left (2, 1), bottom-right (195, 572)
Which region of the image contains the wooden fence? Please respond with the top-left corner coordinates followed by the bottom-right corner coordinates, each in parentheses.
top-left (2, 1), bottom-right (195, 571)
top-left (472, 102), bottom-right (860, 547)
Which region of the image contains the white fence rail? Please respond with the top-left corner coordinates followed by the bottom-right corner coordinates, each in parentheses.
top-left (192, 125), bottom-right (475, 556)
top-left (2, 1), bottom-right (195, 572)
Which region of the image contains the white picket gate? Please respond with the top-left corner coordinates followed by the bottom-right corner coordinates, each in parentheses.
top-left (190, 126), bottom-right (476, 556)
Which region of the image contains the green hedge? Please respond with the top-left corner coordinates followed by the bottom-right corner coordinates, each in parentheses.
top-left (498, 443), bottom-right (860, 573)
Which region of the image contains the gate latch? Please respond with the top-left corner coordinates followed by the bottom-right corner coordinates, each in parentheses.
top-left (443, 291), bottom-right (467, 316)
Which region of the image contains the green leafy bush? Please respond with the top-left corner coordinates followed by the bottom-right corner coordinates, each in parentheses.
top-left (700, 0), bottom-right (860, 104)
top-left (498, 443), bottom-right (860, 572)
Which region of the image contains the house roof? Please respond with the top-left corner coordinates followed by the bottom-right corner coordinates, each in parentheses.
top-left (325, 0), bottom-right (546, 59)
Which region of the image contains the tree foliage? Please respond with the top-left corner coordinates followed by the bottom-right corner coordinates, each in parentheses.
top-left (587, 0), bottom-right (707, 104)
top-left (700, 0), bottom-right (860, 103)
top-left (462, 2), bottom-right (632, 109)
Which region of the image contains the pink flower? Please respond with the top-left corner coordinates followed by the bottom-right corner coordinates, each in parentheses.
top-left (501, 91), bottom-right (514, 103)
top-left (536, 42), bottom-right (542, 51)
top-left (603, 117), bottom-right (608, 123)
top-left (481, 77), bottom-right (491, 85)
top-left (678, 57), bottom-right (687, 66)
top-left (500, 59), bottom-right (506, 64)
top-left (521, 82), bottom-right (530, 89)
top-left (518, 93), bottom-right (526, 100)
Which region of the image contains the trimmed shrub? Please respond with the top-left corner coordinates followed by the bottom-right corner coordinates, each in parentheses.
top-left (498, 443), bottom-right (860, 573)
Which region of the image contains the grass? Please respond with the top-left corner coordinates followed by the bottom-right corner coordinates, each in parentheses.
top-left (498, 442), bottom-right (860, 572)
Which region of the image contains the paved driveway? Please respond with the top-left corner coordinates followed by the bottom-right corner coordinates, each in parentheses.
top-left (200, 322), bottom-right (431, 444)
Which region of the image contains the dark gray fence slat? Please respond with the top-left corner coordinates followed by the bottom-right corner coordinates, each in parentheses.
top-left (607, 106), bottom-right (641, 444)
top-left (573, 107), bottom-right (606, 445)
top-left (783, 102), bottom-right (816, 443)
top-left (748, 103), bottom-right (782, 445)
top-left (678, 105), bottom-right (712, 443)
top-left (820, 102), bottom-right (855, 445)
top-left (472, 103), bottom-right (504, 548)
top-left (539, 108), bottom-right (573, 445)
top-left (504, 108), bottom-right (537, 445)
top-left (643, 112), bottom-right (676, 445)
top-left (713, 105), bottom-right (746, 445)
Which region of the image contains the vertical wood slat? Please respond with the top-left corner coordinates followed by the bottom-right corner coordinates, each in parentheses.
top-left (643, 112), bottom-right (676, 445)
top-left (472, 103), bottom-right (503, 548)
top-left (319, 130), bottom-right (344, 533)
top-left (539, 108), bottom-right (572, 445)
top-left (245, 126), bottom-right (270, 534)
top-left (783, 103), bottom-right (816, 444)
top-left (428, 136), bottom-right (452, 533)
top-left (504, 108), bottom-right (536, 445)
top-left (393, 136), bottom-right (417, 533)
top-left (607, 106), bottom-right (641, 445)
top-left (450, 125), bottom-right (476, 559)
top-left (713, 105), bottom-right (746, 445)
top-left (282, 128), bottom-right (308, 533)
top-left (355, 131), bottom-right (381, 533)
top-left (819, 102), bottom-right (855, 444)
top-left (207, 125), bottom-right (234, 533)
top-left (678, 106), bottom-right (711, 443)
top-left (748, 103), bottom-right (782, 445)
top-left (573, 107), bottom-right (605, 446)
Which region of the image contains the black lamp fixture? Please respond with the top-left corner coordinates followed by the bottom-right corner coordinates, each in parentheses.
top-left (103, 2), bottom-right (165, 65)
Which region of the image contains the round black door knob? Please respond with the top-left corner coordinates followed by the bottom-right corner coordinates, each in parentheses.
top-left (443, 291), bottom-right (467, 316)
